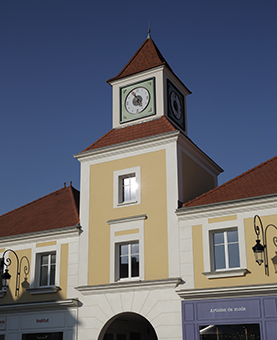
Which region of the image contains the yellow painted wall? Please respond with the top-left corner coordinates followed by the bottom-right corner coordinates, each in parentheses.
top-left (0, 244), bottom-right (69, 304)
top-left (88, 150), bottom-right (168, 285)
top-left (59, 243), bottom-right (68, 298)
top-left (181, 152), bottom-right (215, 203)
top-left (193, 213), bottom-right (277, 289)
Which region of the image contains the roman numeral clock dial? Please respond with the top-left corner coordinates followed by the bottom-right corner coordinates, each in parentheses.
top-left (120, 78), bottom-right (156, 124)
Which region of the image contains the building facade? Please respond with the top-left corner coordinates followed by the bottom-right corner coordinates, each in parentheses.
top-left (1, 34), bottom-right (277, 340)
top-left (177, 156), bottom-right (277, 340)
top-left (0, 184), bottom-right (80, 340)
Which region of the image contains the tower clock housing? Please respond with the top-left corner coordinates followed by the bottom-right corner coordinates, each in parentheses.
top-left (107, 37), bottom-right (191, 134)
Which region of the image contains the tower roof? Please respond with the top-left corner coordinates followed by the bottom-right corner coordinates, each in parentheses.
top-left (0, 183), bottom-right (80, 237)
top-left (184, 155), bottom-right (277, 207)
top-left (107, 37), bottom-right (191, 93)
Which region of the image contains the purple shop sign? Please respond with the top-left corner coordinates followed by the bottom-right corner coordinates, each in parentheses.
top-left (196, 298), bottom-right (261, 321)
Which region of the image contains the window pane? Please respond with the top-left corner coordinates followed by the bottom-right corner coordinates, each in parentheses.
top-left (50, 264), bottom-right (56, 285)
top-left (120, 260), bottom-right (128, 278)
top-left (130, 177), bottom-right (137, 201)
top-left (40, 266), bottom-right (48, 286)
top-left (131, 254), bottom-right (139, 277)
top-left (228, 243), bottom-right (240, 268)
top-left (227, 230), bottom-right (238, 243)
top-left (51, 253), bottom-right (56, 264)
top-left (213, 232), bottom-right (224, 245)
top-left (131, 243), bottom-right (139, 255)
top-left (214, 244), bottom-right (226, 270)
top-left (41, 255), bottom-right (48, 265)
top-left (120, 244), bottom-right (128, 256)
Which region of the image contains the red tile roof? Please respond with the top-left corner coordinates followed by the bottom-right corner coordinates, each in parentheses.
top-left (184, 156), bottom-right (277, 207)
top-left (107, 37), bottom-right (172, 82)
top-left (0, 183), bottom-right (79, 237)
top-left (82, 116), bottom-right (177, 152)
top-left (107, 37), bottom-right (191, 93)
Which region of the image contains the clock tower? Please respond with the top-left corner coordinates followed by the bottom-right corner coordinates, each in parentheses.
top-left (107, 33), bottom-right (191, 133)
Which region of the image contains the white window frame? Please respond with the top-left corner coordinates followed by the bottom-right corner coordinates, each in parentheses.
top-left (202, 218), bottom-right (248, 279)
top-left (108, 214), bottom-right (146, 283)
top-left (210, 228), bottom-right (240, 271)
top-left (38, 252), bottom-right (56, 287)
top-left (113, 167), bottom-right (141, 208)
top-left (116, 241), bottom-right (140, 280)
top-left (29, 243), bottom-right (61, 293)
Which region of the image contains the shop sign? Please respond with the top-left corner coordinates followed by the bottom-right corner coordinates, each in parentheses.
top-left (196, 298), bottom-right (261, 320)
top-left (0, 317), bottom-right (6, 330)
top-left (21, 312), bottom-right (65, 330)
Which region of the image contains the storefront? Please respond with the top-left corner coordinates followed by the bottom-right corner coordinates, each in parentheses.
top-left (0, 300), bottom-right (78, 340)
top-left (182, 295), bottom-right (277, 340)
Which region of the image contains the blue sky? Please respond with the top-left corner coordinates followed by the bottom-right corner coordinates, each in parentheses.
top-left (1, 0), bottom-right (277, 215)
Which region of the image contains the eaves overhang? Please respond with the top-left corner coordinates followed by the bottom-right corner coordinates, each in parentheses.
top-left (0, 224), bottom-right (81, 245)
top-left (74, 130), bottom-right (180, 161)
top-left (176, 193), bottom-right (277, 219)
top-left (0, 299), bottom-right (79, 313)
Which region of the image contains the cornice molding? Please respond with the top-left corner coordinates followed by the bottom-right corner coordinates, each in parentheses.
top-left (0, 225), bottom-right (80, 245)
top-left (107, 214), bottom-right (147, 225)
top-left (176, 283), bottom-right (277, 300)
top-left (0, 298), bottom-right (79, 313)
top-left (177, 194), bottom-right (277, 220)
top-left (74, 130), bottom-right (179, 162)
top-left (76, 277), bottom-right (182, 295)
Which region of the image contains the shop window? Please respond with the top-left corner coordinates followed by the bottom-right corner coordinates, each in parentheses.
top-left (113, 167), bottom-right (141, 208)
top-left (211, 229), bottom-right (240, 270)
top-left (39, 253), bottom-right (56, 287)
top-left (199, 323), bottom-right (260, 339)
top-left (118, 242), bottom-right (139, 279)
top-left (22, 332), bottom-right (63, 340)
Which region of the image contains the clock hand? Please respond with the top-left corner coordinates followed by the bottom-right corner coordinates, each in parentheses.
top-left (131, 91), bottom-right (142, 106)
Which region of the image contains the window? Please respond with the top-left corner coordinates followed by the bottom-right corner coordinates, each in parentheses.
top-left (113, 167), bottom-right (141, 208)
top-left (119, 242), bottom-right (139, 279)
top-left (119, 173), bottom-right (137, 203)
top-left (108, 214), bottom-right (145, 282)
top-left (39, 253), bottom-right (56, 286)
top-left (212, 229), bottom-right (240, 270)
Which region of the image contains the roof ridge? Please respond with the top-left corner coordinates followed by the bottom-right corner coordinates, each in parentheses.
top-left (184, 155), bottom-right (277, 207)
top-left (0, 185), bottom-right (71, 219)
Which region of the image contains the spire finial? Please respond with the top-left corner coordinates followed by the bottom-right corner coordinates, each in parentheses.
top-left (147, 20), bottom-right (151, 39)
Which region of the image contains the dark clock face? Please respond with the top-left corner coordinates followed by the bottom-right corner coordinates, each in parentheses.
top-left (167, 80), bottom-right (185, 130)
top-left (170, 91), bottom-right (182, 119)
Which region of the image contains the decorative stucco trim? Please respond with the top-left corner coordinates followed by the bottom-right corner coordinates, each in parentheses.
top-left (0, 298), bottom-right (79, 312)
top-left (107, 214), bottom-right (147, 225)
top-left (176, 283), bottom-right (277, 300)
top-left (76, 277), bottom-right (182, 295)
top-left (27, 286), bottom-right (61, 295)
top-left (202, 268), bottom-right (250, 279)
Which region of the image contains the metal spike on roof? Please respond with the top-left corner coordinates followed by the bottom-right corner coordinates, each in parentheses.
top-left (147, 20), bottom-right (151, 39)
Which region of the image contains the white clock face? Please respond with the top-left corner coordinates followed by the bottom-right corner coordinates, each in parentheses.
top-left (125, 87), bottom-right (150, 114)
top-left (170, 91), bottom-right (182, 119)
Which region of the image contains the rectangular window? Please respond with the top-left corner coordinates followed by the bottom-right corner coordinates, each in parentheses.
top-left (199, 324), bottom-right (260, 339)
top-left (119, 242), bottom-right (139, 279)
top-left (39, 253), bottom-right (56, 286)
top-left (212, 229), bottom-right (240, 270)
top-left (119, 174), bottom-right (137, 203)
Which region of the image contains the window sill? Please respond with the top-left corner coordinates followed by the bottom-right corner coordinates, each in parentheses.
top-left (27, 286), bottom-right (61, 295)
top-left (203, 268), bottom-right (250, 279)
top-left (117, 200), bottom-right (138, 207)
